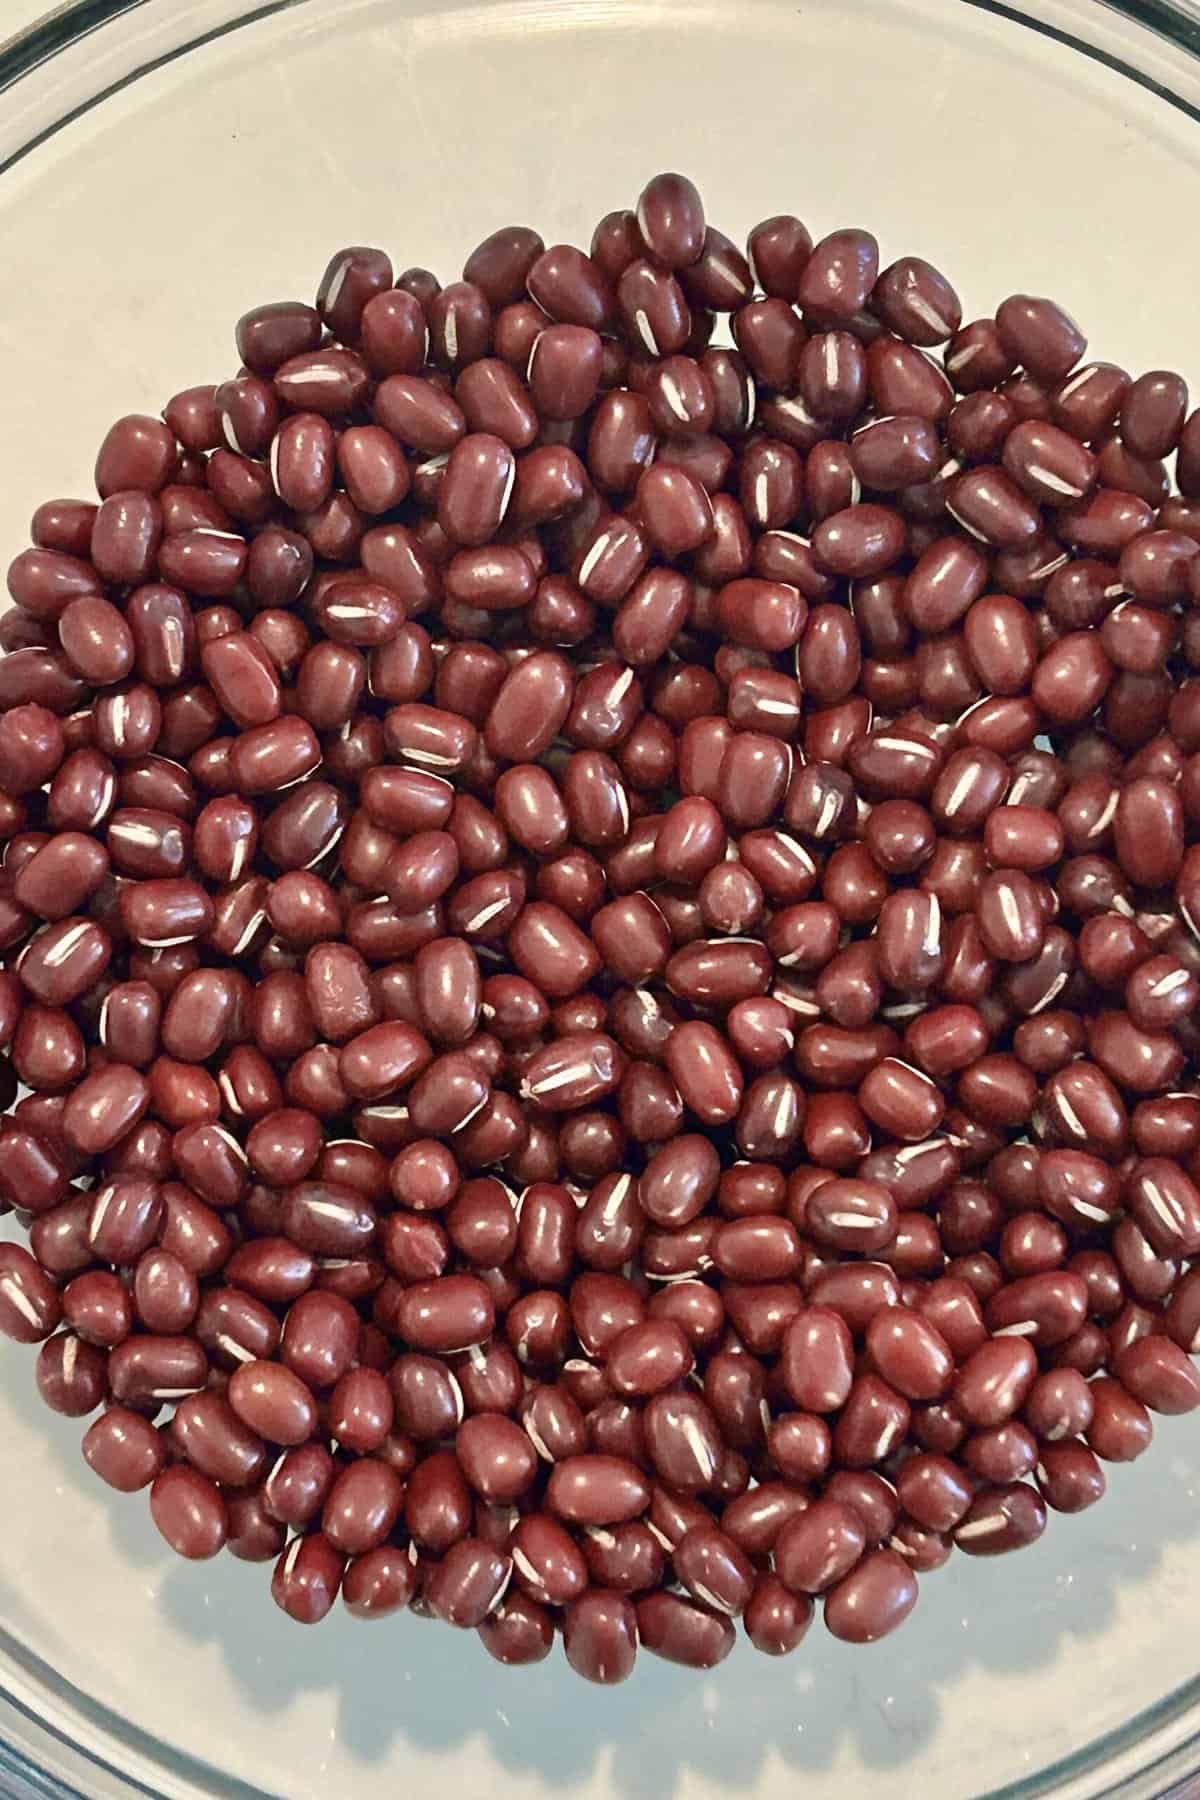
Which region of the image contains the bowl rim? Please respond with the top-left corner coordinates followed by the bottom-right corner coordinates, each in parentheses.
top-left (1, 0), bottom-right (1200, 155)
top-left (0, 1), bottom-right (1199, 1796)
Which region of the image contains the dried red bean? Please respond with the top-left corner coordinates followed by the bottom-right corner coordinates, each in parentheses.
top-left (272, 1533), bottom-right (345, 1625)
top-left (823, 1549), bottom-right (918, 1643)
top-left (150, 1465), bottom-right (228, 1561)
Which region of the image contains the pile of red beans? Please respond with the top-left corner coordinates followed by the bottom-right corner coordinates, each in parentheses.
top-left (2, 173), bottom-right (1200, 1684)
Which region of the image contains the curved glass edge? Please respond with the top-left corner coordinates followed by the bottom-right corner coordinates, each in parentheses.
top-left (987, 1678), bottom-right (1200, 1800)
top-left (0, 0), bottom-right (302, 173)
top-left (0, 1736), bottom-right (87, 1800)
top-left (0, 0), bottom-right (1199, 130)
top-left (0, 1), bottom-right (146, 88)
top-left (961, 0), bottom-right (1199, 119)
top-left (1119, 0), bottom-right (1200, 52)
top-left (0, 1620), bottom-right (271, 1799)
top-left (0, 0), bottom-right (1197, 1796)
top-left (6, 0), bottom-right (1198, 69)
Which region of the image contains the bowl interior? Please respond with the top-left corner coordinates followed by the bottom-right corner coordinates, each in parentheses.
top-left (2, 2), bottom-right (1200, 1796)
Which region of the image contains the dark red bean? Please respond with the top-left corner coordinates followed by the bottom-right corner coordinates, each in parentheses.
top-left (547, 1455), bottom-right (650, 1526)
top-left (563, 1590), bottom-right (638, 1684)
top-left (1115, 1335), bottom-right (1200, 1415)
top-left (272, 1533), bottom-right (345, 1625)
top-left (456, 1412), bottom-right (538, 1502)
top-left (954, 1482), bottom-right (1047, 1556)
top-left (954, 1338), bottom-right (1038, 1426)
top-left (228, 1360), bottom-right (317, 1446)
top-left (170, 1391), bottom-right (266, 1489)
top-left (774, 1498), bottom-right (866, 1594)
top-left (637, 1591), bottom-right (734, 1669)
top-left (150, 1465), bottom-right (228, 1560)
top-left (995, 294), bottom-right (1085, 383)
top-left (797, 228), bottom-right (878, 320)
top-left (743, 1573), bottom-right (814, 1655)
top-left (0, 1244), bottom-right (62, 1343)
top-left (341, 1544), bottom-right (416, 1619)
top-left (82, 1407), bottom-right (165, 1491)
top-left (866, 1307), bottom-right (954, 1400)
top-left (425, 1537), bottom-right (511, 1628)
top-left (1126, 1159), bottom-right (1200, 1258)
top-left (37, 1333), bottom-right (107, 1416)
top-left (823, 1549), bottom-right (918, 1642)
top-left (526, 243), bottom-right (612, 330)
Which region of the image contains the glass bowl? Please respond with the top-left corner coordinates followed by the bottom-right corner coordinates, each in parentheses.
top-left (2, 1), bottom-right (1200, 1795)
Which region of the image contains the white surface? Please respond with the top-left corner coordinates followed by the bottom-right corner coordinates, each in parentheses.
top-left (3, 2), bottom-right (46, 35)
top-left (1, 1), bottom-right (1200, 1795)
